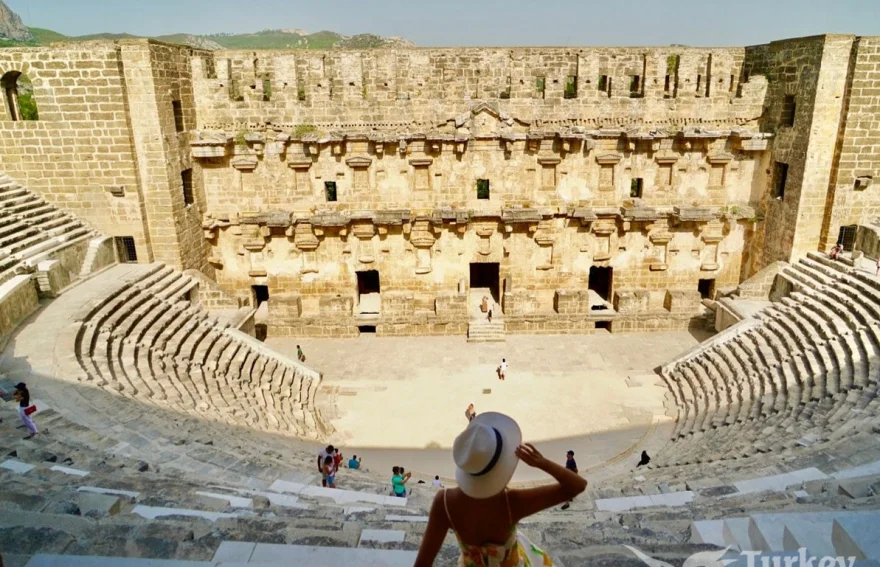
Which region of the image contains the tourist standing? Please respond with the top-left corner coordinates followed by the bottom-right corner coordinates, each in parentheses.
top-left (348, 455), bottom-right (361, 469)
top-left (465, 403), bottom-right (476, 422)
top-left (14, 383), bottom-right (37, 439)
top-left (322, 455), bottom-right (336, 489)
top-left (317, 445), bottom-right (335, 487)
top-left (392, 466), bottom-right (411, 498)
top-left (333, 448), bottom-right (343, 473)
top-left (414, 412), bottom-right (587, 566)
top-left (297, 345), bottom-right (306, 362)
top-left (560, 450), bottom-right (578, 510)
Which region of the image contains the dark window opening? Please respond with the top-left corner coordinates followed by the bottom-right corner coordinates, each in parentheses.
top-left (536, 77), bottom-right (545, 99)
top-left (729, 74), bottom-right (735, 92)
top-left (172, 100), bottom-right (184, 132)
top-left (500, 77), bottom-right (511, 99)
top-left (476, 179), bottom-right (490, 200)
top-left (564, 75), bottom-right (577, 99)
top-left (598, 75), bottom-right (607, 92)
top-left (664, 74), bottom-right (671, 93)
top-left (696, 74), bottom-right (702, 94)
top-left (181, 168), bottom-right (194, 206)
top-left (255, 324), bottom-right (268, 341)
top-left (252, 285), bottom-right (269, 307)
top-left (630, 178), bottom-right (644, 198)
top-left (837, 225), bottom-right (858, 252)
top-left (115, 237), bottom-right (138, 263)
top-left (588, 266), bottom-right (613, 302)
top-left (1, 71), bottom-right (38, 121)
top-left (854, 176), bottom-right (872, 191)
top-left (595, 321), bottom-right (611, 330)
top-left (781, 95), bottom-right (796, 127)
top-left (356, 271), bottom-right (381, 315)
top-left (470, 262), bottom-right (500, 304)
top-left (325, 181), bottom-right (337, 202)
top-left (230, 79), bottom-right (243, 102)
top-left (629, 75), bottom-right (641, 97)
top-left (262, 78), bottom-right (272, 101)
top-left (358, 325), bottom-right (377, 334)
top-left (698, 278), bottom-right (716, 299)
top-left (773, 162), bottom-right (789, 200)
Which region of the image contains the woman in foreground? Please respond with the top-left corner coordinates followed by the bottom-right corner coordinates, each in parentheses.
top-left (414, 412), bottom-right (588, 566)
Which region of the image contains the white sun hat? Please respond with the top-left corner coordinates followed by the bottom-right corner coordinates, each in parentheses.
top-left (453, 412), bottom-right (522, 499)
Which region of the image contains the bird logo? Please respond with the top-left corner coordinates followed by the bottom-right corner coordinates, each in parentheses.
top-left (624, 545), bottom-right (737, 567)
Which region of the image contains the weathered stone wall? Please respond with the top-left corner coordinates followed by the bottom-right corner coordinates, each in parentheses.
top-left (743, 35), bottom-right (854, 266)
top-left (2, 36), bottom-right (878, 338)
top-left (0, 44), bottom-right (148, 248)
top-left (192, 47), bottom-right (761, 130)
top-left (0, 275), bottom-right (39, 350)
top-left (820, 37), bottom-right (880, 250)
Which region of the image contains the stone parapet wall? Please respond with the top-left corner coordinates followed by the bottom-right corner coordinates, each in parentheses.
top-left (193, 47), bottom-right (764, 131)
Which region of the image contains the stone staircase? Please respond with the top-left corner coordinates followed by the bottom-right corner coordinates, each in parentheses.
top-left (466, 317), bottom-right (506, 343)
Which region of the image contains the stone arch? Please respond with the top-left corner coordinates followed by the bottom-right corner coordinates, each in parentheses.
top-left (1, 70), bottom-right (39, 121)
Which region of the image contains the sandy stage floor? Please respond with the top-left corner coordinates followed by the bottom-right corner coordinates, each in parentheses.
top-left (266, 329), bottom-right (705, 481)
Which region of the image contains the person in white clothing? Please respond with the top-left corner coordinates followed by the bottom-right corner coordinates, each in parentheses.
top-left (497, 358), bottom-right (508, 381)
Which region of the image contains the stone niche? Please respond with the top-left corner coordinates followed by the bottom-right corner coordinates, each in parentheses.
top-left (382, 292), bottom-right (415, 318)
top-left (434, 293), bottom-right (468, 318)
top-left (614, 290), bottom-right (650, 314)
top-left (271, 293), bottom-right (303, 319)
top-left (664, 290), bottom-right (702, 313)
top-left (319, 294), bottom-right (354, 316)
top-left (554, 289), bottom-right (590, 315)
top-left (502, 290), bottom-right (539, 315)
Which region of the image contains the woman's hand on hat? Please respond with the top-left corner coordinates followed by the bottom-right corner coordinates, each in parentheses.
top-left (515, 443), bottom-right (548, 469)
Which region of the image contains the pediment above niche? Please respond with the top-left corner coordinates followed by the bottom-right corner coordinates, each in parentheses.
top-left (454, 102), bottom-right (518, 138)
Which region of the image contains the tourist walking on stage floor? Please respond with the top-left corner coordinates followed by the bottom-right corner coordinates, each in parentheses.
top-left (14, 382), bottom-right (38, 440)
top-left (497, 358), bottom-right (508, 381)
top-left (465, 403), bottom-right (476, 422)
top-left (297, 344), bottom-right (305, 362)
top-left (414, 412), bottom-right (587, 566)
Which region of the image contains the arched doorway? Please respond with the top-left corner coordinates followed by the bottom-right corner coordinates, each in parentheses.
top-left (1, 71), bottom-right (39, 121)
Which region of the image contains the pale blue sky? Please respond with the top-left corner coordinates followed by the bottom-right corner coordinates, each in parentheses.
top-left (7, 0), bottom-right (880, 46)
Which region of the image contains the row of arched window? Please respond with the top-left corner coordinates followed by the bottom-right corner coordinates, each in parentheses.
top-left (1, 71), bottom-right (38, 121)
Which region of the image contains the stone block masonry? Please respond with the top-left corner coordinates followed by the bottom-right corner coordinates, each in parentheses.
top-left (0, 35), bottom-right (878, 337)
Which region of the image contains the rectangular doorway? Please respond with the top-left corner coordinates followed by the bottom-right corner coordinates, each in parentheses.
top-left (470, 262), bottom-right (500, 302)
top-left (588, 266), bottom-right (613, 302)
top-left (698, 278), bottom-right (716, 300)
top-left (356, 270), bottom-right (380, 314)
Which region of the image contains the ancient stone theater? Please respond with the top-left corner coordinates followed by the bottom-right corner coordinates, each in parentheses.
top-left (2, 32), bottom-right (880, 565)
top-left (1, 36), bottom-right (878, 342)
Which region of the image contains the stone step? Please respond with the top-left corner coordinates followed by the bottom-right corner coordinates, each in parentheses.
top-left (213, 541), bottom-right (417, 566)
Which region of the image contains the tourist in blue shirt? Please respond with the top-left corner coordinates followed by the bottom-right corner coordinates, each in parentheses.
top-left (348, 455), bottom-right (361, 469)
top-left (561, 450), bottom-right (578, 510)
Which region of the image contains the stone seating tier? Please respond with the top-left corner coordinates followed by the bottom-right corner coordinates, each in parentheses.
top-left (72, 263), bottom-right (325, 438)
top-left (656, 254), bottom-right (880, 467)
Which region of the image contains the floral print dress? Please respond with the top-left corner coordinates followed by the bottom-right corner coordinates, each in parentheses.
top-left (443, 489), bottom-right (554, 567)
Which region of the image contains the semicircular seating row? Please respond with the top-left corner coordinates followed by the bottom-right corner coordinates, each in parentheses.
top-left (0, 174), bottom-right (95, 285)
top-left (656, 252), bottom-right (880, 467)
top-left (72, 262), bottom-right (328, 439)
